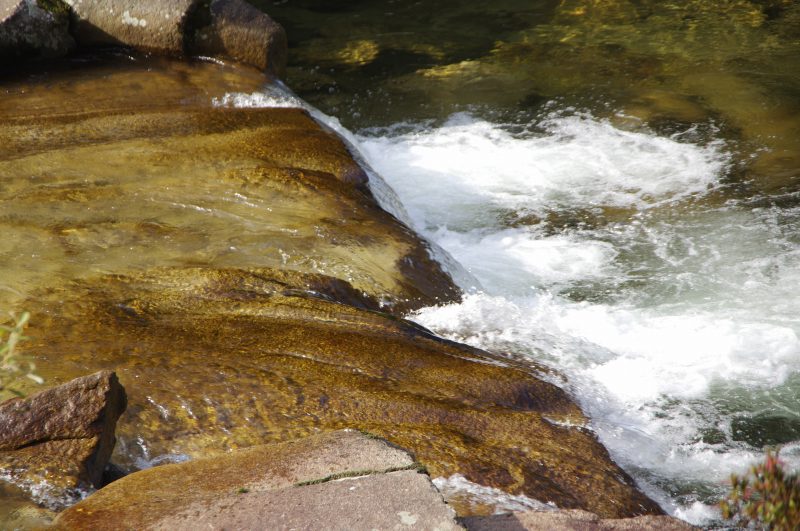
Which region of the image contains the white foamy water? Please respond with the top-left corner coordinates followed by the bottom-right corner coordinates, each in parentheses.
top-left (433, 474), bottom-right (556, 514)
top-left (355, 113), bottom-right (800, 524)
top-left (358, 113), bottom-right (727, 224)
top-left (211, 85), bottom-right (305, 109)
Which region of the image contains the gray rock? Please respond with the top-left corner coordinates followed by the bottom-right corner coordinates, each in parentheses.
top-left (64, 0), bottom-right (196, 55)
top-left (61, 0), bottom-right (288, 75)
top-left (158, 470), bottom-right (462, 530)
top-left (55, 430), bottom-right (462, 530)
top-left (190, 0), bottom-right (288, 75)
top-left (0, 0), bottom-right (74, 62)
top-left (461, 509), bottom-right (695, 531)
top-left (0, 370), bottom-right (127, 509)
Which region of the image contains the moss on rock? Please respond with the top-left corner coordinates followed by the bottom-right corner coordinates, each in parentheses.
top-left (23, 266), bottom-right (661, 518)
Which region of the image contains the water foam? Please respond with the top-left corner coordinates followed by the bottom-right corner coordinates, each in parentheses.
top-left (358, 113), bottom-right (728, 226)
top-left (211, 86), bottom-right (304, 109)
top-left (0, 470), bottom-right (91, 511)
top-left (433, 474), bottom-right (556, 514)
top-left (354, 113), bottom-right (800, 524)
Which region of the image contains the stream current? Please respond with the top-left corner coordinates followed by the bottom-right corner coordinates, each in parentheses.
top-left (219, 78), bottom-right (800, 526)
top-left (0, 0), bottom-right (796, 526)
top-left (359, 111), bottom-right (800, 524)
top-left (245, 0), bottom-right (800, 525)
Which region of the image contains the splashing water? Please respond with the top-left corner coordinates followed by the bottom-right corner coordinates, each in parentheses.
top-left (213, 88), bottom-right (800, 524)
top-left (356, 113), bottom-right (800, 524)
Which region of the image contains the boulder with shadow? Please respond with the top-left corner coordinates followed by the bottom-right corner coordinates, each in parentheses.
top-left (0, 370), bottom-right (127, 509)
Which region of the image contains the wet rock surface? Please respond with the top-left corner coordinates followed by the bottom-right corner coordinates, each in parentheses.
top-left (0, 55), bottom-right (661, 519)
top-left (461, 509), bottom-right (695, 530)
top-left (0, 371), bottom-right (126, 508)
top-left (0, 56), bottom-right (459, 314)
top-left (54, 430), bottom-right (461, 530)
top-left (22, 265), bottom-right (660, 518)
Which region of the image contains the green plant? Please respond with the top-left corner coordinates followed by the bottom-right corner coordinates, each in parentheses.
top-left (721, 449), bottom-right (800, 530)
top-left (0, 311), bottom-right (43, 399)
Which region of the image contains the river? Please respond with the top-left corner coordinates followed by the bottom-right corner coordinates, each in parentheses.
top-left (244, 0), bottom-right (800, 525)
top-left (1, 0), bottom-right (798, 526)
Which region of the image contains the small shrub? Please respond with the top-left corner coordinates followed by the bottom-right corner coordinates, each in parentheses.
top-left (721, 449), bottom-right (800, 530)
top-left (0, 311), bottom-right (43, 399)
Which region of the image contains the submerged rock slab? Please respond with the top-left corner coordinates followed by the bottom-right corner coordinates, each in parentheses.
top-left (54, 430), bottom-right (461, 530)
top-left (23, 267), bottom-right (661, 518)
top-left (0, 56), bottom-right (459, 314)
top-left (0, 370), bottom-right (126, 508)
top-left (1, 56), bottom-right (661, 518)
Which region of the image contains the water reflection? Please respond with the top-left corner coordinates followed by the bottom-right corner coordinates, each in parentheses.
top-left (260, 0), bottom-right (800, 193)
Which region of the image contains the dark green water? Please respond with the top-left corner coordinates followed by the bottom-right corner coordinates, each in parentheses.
top-left (258, 0), bottom-right (800, 195)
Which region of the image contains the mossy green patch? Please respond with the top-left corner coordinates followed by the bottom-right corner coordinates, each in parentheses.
top-left (37, 0), bottom-right (70, 18)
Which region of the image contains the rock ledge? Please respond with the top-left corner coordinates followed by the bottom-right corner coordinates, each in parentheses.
top-left (54, 430), bottom-right (462, 530)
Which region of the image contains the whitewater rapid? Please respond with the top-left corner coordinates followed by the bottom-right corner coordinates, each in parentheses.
top-left (357, 113), bottom-right (800, 524)
top-left (215, 89), bottom-right (800, 525)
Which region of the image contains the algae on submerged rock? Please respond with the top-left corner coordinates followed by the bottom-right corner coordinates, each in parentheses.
top-left (0, 55), bottom-right (458, 314)
top-left (23, 266), bottom-right (661, 518)
top-left (0, 54), bottom-right (662, 518)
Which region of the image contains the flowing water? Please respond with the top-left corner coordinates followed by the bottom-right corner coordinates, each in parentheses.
top-left (245, 0), bottom-right (800, 525)
top-left (1, 0), bottom-right (799, 526)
